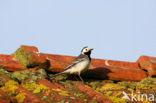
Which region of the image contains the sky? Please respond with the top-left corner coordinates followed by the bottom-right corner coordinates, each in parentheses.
top-left (0, 0), bottom-right (156, 61)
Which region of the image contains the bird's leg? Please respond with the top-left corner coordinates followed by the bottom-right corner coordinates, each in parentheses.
top-left (73, 75), bottom-right (78, 81)
top-left (78, 73), bottom-right (84, 84)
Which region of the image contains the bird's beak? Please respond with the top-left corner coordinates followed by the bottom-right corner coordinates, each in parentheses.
top-left (89, 48), bottom-right (94, 51)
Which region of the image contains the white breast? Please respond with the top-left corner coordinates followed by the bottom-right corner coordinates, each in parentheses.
top-left (65, 60), bottom-right (90, 74)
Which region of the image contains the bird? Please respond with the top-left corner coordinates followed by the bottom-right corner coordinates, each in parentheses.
top-left (51, 46), bottom-right (93, 82)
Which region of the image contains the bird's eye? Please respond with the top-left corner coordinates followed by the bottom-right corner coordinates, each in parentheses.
top-left (85, 49), bottom-right (87, 51)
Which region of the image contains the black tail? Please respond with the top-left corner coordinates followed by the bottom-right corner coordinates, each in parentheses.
top-left (50, 71), bottom-right (65, 79)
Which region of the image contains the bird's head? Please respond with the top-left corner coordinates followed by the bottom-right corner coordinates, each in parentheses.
top-left (81, 46), bottom-right (93, 55)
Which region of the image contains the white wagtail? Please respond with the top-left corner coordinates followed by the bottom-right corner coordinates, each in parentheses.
top-left (51, 46), bottom-right (93, 82)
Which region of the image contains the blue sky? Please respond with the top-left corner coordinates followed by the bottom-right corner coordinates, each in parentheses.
top-left (0, 0), bottom-right (156, 61)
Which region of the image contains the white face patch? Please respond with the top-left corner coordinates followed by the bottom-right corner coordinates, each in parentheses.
top-left (81, 47), bottom-right (92, 54)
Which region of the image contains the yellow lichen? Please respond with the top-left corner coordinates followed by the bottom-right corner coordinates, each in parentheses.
top-left (87, 79), bottom-right (156, 103)
top-left (136, 77), bottom-right (156, 90)
top-left (96, 83), bottom-right (125, 91)
top-left (15, 92), bottom-right (26, 103)
top-left (0, 80), bottom-right (19, 95)
top-left (52, 88), bottom-right (69, 97)
top-left (83, 99), bottom-right (87, 102)
top-left (84, 85), bottom-right (92, 88)
top-left (5, 80), bottom-right (18, 85)
top-left (23, 83), bottom-right (50, 94)
top-left (33, 84), bottom-right (49, 94)
top-left (127, 88), bottom-right (134, 91)
top-left (92, 83), bottom-right (129, 103)
top-left (127, 92), bottom-right (151, 103)
top-left (52, 88), bottom-right (62, 92)
top-left (108, 95), bottom-right (129, 103)
top-left (104, 91), bottom-right (129, 103)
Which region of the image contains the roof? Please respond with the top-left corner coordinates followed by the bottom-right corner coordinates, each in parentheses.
top-left (0, 45), bottom-right (155, 103)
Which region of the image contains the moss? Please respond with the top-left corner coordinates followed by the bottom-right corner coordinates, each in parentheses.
top-left (41, 95), bottom-right (47, 99)
top-left (86, 78), bottom-right (156, 103)
top-left (58, 81), bottom-right (88, 101)
top-left (57, 77), bottom-right (156, 102)
top-left (118, 81), bottom-right (136, 90)
top-left (12, 46), bottom-right (32, 67)
top-left (11, 69), bottom-right (47, 83)
top-left (52, 87), bottom-right (72, 97)
top-left (28, 69), bottom-right (47, 83)
top-left (88, 80), bottom-right (103, 90)
top-left (0, 69), bottom-right (11, 79)
top-left (73, 91), bottom-right (86, 100)
top-left (49, 73), bottom-right (68, 81)
top-left (136, 77), bottom-right (156, 90)
top-left (88, 81), bottom-right (128, 103)
top-left (60, 100), bottom-right (65, 103)
top-left (35, 69), bottom-right (47, 80)
top-left (0, 77), bottom-right (7, 86)
top-left (0, 65), bottom-right (6, 69)
top-left (107, 95), bottom-right (129, 103)
top-left (58, 91), bottom-right (69, 96)
top-left (50, 94), bottom-right (57, 102)
top-left (87, 81), bottom-right (129, 103)
top-left (95, 85), bottom-right (129, 103)
top-left (117, 77), bottom-right (156, 91)
top-left (105, 91), bottom-right (113, 95)
top-left (70, 96), bottom-right (76, 99)
top-left (11, 70), bottom-right (30, 82)
top-left (96, 83), bottom-right (126, 92)
top-left (22, 82), bottom-right (37, 91)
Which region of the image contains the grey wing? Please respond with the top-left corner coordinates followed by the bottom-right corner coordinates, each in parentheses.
top-left (64, 57), bottom-right (86, 71)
